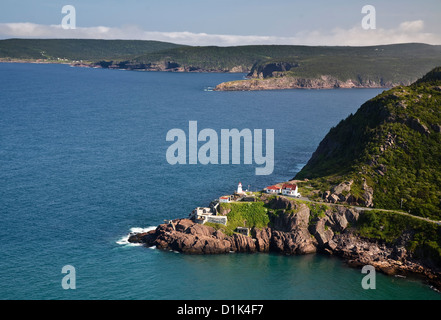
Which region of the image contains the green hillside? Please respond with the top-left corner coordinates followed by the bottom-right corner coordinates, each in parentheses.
top-left (0, 38), bottom-right (185, 62)
top-left (296, 67), bottom-right (441, 220)
top-left (1, 40), bottom-right (441, 85)
top-left (248, 43), bottom-right (441, 82)
top-left (133, 43), bottom-right (441, 83)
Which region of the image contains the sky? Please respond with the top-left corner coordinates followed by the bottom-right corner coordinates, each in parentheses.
top-left (0, 0), bottom-right (440, 46)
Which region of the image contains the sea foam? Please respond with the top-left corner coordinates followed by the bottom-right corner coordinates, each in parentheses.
top-left (116, 226), bottom-right (157, 246)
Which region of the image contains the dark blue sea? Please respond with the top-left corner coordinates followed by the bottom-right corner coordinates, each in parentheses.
top-left (0, 63), bottom-right (439, 300)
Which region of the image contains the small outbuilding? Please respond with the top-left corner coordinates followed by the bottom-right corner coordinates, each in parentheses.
top-left (219, 195), bottom-right (231, 203)
top-left (236, 227), bottom-right (250, 236)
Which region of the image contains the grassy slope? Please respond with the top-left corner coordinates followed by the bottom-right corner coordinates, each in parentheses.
top-left (207, 202), bottom-right (270, 236)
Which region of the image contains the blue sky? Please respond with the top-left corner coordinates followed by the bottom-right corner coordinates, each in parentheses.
top-left (1, 0), bottom-right (440, 45)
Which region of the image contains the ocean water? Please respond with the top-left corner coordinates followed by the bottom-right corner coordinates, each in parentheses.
top-left (0, 63), bottom-right (439, 300)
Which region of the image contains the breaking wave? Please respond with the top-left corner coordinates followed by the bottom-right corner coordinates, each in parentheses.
top-left (116, 226), bottom-right (157, 246)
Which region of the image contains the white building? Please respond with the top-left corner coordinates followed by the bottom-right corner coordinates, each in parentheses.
top-left (264, 185), bottom-right (282, 194)
top-left (237, 182), bottom-right (244, 194)
top-left (219, 195), bottom-right (231, 203)
top-left (281, 183), bottom-right (300, 197)
top-left (189, 207), bottom-right (228, 225)
top-left (189, 207), bottom-right (213, 219)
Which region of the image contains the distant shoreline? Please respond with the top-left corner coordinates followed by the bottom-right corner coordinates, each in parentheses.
top-left (0, 58), bottom-right (73, 65)
top-left (0, 59), bottom-right (397, 92)
top-left (213, 77), bottom-right (396, 91)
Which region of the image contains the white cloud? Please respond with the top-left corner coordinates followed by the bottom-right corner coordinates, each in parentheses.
top-left (399, 20), bottom-right (425, 33)
top-left (0, 20), bottom-right (440, 46)
top-left (295, 20), bottom-right (441, 46)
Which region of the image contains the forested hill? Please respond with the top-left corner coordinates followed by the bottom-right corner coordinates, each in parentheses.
top-left (0, 38), bottom-right (185, 62)
top-left (2, 40), bottom-right (441, 88)
top-left (295, 67), bottom-right (441, 220)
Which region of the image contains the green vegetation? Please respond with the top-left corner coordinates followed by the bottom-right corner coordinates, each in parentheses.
top-left (214, 202), bottom-right (270, 236)
top-left (3, 40), bottom-right (441, 86)
top-left (209, 196), bottom-right (441, 265)
top-left (132, 43), bottom-right (441, 83)
top-left (305, 202), bottom-right (330, 222)
top-left (213, 197), bottom-right (331, 234)
top-left (0, 39), bottom-right (184, 62)
top-left (355, 210), bottom-right (441, 265)
top-left (248, 45), bottom-right (441, 84)
top-left (133, 45), bottom-right (266, 71)
top-left (296, 67), bottom-right (441, 220)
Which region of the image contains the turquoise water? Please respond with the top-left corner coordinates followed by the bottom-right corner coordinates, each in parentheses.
top-left (0, 63), bottom-right (439, 300)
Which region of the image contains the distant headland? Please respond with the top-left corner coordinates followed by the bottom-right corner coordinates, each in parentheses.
top-left (2, 39), bottom-right (441, 90)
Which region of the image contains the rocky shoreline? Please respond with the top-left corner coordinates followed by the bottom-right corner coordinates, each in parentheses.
top-left (128, 196), bottom-right (441, 291)
top-left (214, 75), bottom-right (401, 91)
top-left (72, 60), bottom-right (249, 73)
top-left (0, 59), bottom-right (404, 91)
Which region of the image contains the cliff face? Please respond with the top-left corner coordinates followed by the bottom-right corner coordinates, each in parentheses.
top-left (128, 196), bottom-right (441, 289)
top-left (129, 200), bottom-right (318, 256)
top-left (78, 60), bottom-right (249, 73)
top-left (247, 61), bottom-right (299, 79)
top-left (214, 75), bottom-right (400, 91)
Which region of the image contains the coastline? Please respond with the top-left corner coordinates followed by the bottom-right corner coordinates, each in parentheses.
top-left (0, 59), bottom-right (397, 91)
top-left (127, 195), bottom-right (441, 292)
top-left (214, 76), bottom-right (399, 91)
top-left (5, 59), bottom-right (440, 292)
top-left (0, 58), bottom-right (74, 65)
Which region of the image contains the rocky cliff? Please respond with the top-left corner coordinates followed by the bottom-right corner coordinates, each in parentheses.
top-left (214, 75), bottom-right (400, 91)
top-left (247, 61), bottom-right (299, 79)
top-left (128, 196), bottom-right (441, 289)
top-left (76, 60), bottom-right (249, 73)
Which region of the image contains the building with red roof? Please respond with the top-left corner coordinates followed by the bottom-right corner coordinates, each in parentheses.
top-left (281, 183), bottom-right (300, 197)
top-left (264, 185), bottom-right (282, 194)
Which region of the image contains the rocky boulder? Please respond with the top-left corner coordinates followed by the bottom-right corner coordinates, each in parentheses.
top-left (252, 227), bottom-right (272, 252)
top-left (271, 204), bottom-right (310, 232)
top-left (230, 233), bottom-right (257, 253)
top-left (270, 229), bottom-right (317, 255)
top-left (309, 218), bottom-right (334, 247)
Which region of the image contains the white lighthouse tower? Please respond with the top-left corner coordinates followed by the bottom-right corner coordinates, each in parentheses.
top-left (237, 182), bottom-right (244, 194)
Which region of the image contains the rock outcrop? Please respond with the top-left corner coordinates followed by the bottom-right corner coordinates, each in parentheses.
top-left (128, 199), bottom-right (356, 258)
top-left (128, 196), bottom-right (441, 290)
top-left (214, 75), bottom-right (398, 91)
top-left (128, 215), bottom-right (318, 256)
top-left (79, 60), bottom-right (248, 73)
top-left (322, 179), bottom-right (374, 208)
top-left (129, 219), bottom-right (235, 254)
top-left (247, 61), bottom-right (299, 79)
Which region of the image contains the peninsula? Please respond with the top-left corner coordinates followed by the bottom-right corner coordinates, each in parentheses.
top-left (129, 67), bottom-right (441, 291)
